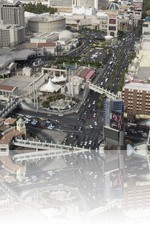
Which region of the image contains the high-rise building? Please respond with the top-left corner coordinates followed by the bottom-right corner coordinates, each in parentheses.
top-left (0, 24), bottom-right (25, 47)
top-left (0, 1), bottom-right (25, 27)
top-left (122, 82), bottom-right (150, 119)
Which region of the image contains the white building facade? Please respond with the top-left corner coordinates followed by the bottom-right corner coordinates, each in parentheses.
top-left (0, 24), bottom-right (25, 47)
top-left (0, 1), bottom-right (25, 27)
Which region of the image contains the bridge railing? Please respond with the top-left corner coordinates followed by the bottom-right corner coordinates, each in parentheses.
top-left (12, 138), bottom-right (93, 161)
top-left (88, 82), bottom-right (119, 100)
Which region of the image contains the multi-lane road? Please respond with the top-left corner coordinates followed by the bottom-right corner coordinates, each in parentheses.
top-left (10, 150), bottom-right (104, 211)
top-left (8, 30), bottom-right (142, 149)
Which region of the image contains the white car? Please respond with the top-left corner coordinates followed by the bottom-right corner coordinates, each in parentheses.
top-left (47, 125), bottom-right (54, 130)
top-left (89, 140), bottom-right (92, 145)
top-left (93, 113), bottom-right (96, 117)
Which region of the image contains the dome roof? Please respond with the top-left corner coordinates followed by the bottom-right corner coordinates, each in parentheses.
top-left (107, 3), bottom-right (120, 10)
top-left (59, 30), bottom-right (74, 40)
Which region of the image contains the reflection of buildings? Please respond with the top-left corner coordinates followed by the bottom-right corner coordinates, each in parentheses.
top-left (123, 181), bottom-right (150, 217)
top-left (0, 118), bottom-right (26, 182)
top-left (103, 150), bottom-right (124, 203)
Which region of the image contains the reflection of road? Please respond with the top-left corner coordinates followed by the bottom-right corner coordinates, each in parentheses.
top-left (12, 151), bottom-right (104, 211)
top-left (21, 184), bottom-right (88, 214)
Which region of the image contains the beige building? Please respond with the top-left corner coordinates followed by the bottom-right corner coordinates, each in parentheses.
top-left (28, 15), bottom-right (66, 33)
top-left (0, 1), bottom-right (25, 27)
top-left (0, 84), bottom-right (17, 102)
top-left (107, 11), bottom-right (118, 37)
top-left (0, 24), bottom-right (25, 47)
top-left (0, 155), bottom-right (26, 182)
top-left (123, 181), bottom-right (150, 217)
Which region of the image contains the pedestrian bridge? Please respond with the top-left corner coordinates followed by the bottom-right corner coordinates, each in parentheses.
top-left (0, 98), bottom-right (21, 118)
top-left (89, 200), bottom-right (120, 217)
top-left (88, 82), bottom-right (119, 100)
top-left (12, 138), bottom-right (96, 162)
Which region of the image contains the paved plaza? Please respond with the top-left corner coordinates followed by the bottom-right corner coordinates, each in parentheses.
top-left (0, 74), bottom-right (36, 96)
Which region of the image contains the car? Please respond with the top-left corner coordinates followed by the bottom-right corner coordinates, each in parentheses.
top-left (31, 120), bottom-right (37, 125)
top-left (94, 121), bottom-right (97, 126)
top-left (84, 141), bottom-right (88, 146)
top-left (46, 120), bottom-right (51, 124)
top-left (93, 113), bottom-right (96, 118)
top-left (84, 154), bottom-right (87, 159)
top-left (142, 133), bottom-right (148, 137)
top-left (47, 125), bottom-right (54, 130)
top-left (89, 140), bottom-right (92, 145)
top-left (39, 125), bottom-right (45, 129)
top-left (94, 175), bottom-right (97, 179)
top-left (26, 115), bottom-right (32, 118)
top-left (78, 127), bottom-right (82, 131)
top-left (48, 171), bottom-right (54, 176)
top-left (89, 125), bottom-right (93, 129)
top-left (98, 139), bottom-right (103, 145)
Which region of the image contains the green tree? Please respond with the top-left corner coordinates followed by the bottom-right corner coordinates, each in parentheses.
top-left (24, 3), bottom-right (57, 14)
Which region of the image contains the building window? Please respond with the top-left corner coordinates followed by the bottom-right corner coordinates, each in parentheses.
top-left (109, 26), bottom-right (116, 31)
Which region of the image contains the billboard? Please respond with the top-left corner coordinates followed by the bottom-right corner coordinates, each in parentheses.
top-left (132, 2), bottom-right (143, 10)
top-left (109, 19), bottom-right (116, 24)
top-left (110, 111), bottom-right (124, 131)
top-left (110, 170), bottom-right (124, 199)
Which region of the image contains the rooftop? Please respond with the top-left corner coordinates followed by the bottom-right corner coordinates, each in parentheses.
top-left (37, 42), bottom-right (56, 48)
top-left (28, 14), bottom-right (65, 22)
top-left (4, 117), bottom-right (17, 125)
top-left (0, 156), bottom-right (22, 172)
top-left (123, 82), bottom-right (150, 92)
top-left (0, 84), bottom-right (16, 92)
top-left (0, 49), bottom-right (36, 67)
top-left (0, 130), bottom-right (22, 145)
